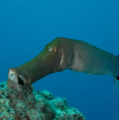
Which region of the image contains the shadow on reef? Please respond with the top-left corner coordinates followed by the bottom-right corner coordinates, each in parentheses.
top-left (0, 81), bottom-right (85, 120)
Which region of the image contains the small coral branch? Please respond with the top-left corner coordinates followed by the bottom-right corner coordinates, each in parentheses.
top-left (0, 81), bottom-right (85, 120)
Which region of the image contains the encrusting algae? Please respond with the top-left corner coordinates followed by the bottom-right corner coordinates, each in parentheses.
top-left (0, 81), bottom-right (85, 120)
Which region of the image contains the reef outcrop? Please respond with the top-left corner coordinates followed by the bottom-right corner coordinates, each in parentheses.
top-left (0, 81), bottom-right (85, 120)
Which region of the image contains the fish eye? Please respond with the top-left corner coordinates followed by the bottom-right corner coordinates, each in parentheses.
top-left (55, 46), bottom-right (59, 53)
top-left (48, 47), bottom-right (53, 52)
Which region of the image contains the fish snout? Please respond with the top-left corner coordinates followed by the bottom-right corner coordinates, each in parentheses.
top-left (7, 68), bottom-right (26, 91)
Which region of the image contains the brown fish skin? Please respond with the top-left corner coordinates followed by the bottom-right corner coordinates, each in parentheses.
top-left (7, 37), bottom-right (119, 91)
top-left (7, 38), bottom-right (73, 91)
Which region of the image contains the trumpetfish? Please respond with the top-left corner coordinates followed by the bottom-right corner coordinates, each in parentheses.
top-left (7, 37), bottom-right (119, 91)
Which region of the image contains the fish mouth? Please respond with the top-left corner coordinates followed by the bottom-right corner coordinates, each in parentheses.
top-left (7, 68), bottom-right (26, 92)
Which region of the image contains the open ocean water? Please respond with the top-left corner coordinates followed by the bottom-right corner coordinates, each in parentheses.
top-left (0, 0), bottom-right (119, 120)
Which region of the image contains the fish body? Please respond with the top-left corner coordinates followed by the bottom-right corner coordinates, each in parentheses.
top-left (68, 39), bottom-right (119, 78)
top-left (7, 37), bottom-right (119, 91)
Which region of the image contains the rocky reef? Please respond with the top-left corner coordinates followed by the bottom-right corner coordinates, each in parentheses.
top-left (0, 81), bottom-right (85, 120)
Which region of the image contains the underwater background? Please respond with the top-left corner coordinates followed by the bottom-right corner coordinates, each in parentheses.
top-left (0, 0), bottom-right (119, 120)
